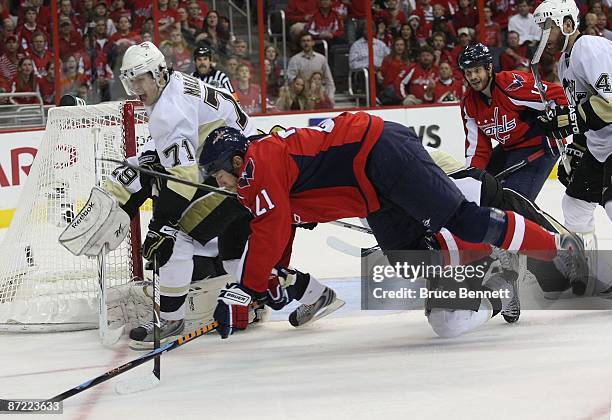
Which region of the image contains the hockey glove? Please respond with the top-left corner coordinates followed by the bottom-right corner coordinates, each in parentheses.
top-left (266, 268), bottom-right (298, 310)
top-left (557, 139), bottom-right (586, 187)
top-left (537, 105), bottom-right (587, 140)
top-left (142, 223), bottom-right (178, 267)
top-left (214, 283), bottom-right (259, 339)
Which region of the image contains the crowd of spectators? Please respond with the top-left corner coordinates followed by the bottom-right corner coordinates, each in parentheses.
top-left (0, 0), bottom-right (611, 114)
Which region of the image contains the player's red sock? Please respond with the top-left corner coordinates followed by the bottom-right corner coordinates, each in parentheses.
top-left (500, 211), bottom-right (557, 260)
top-left (436, 229), bottom-right (493, 265)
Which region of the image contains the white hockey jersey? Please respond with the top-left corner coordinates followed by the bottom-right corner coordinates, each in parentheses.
top-left (140, 70), bottom-right (257, 225)
top-left (558, 35), bottom-right (612, 162)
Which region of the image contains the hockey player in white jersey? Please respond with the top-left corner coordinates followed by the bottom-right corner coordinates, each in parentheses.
top-left (533, 0), bottom-right (612, 245)
top-left (60, 42), bottom-right (342, 347)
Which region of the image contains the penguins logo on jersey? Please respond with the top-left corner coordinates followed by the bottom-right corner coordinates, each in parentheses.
top-left (562, 78), bottom-right (587, 105)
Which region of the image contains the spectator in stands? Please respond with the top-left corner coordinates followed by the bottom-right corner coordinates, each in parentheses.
top-left (378, 37), bottom-right (412, 91)
top-left (307, 0), bottom-right (345, 45)
top-left (405, 44), bottom-right (438, 103)
top-left (431, 4), bottom-right (456, 41)
top-left (275, 76), bottom-right (309, 111)
top-left (488, 0), bottom-right (514, 31)
top-left (264, 58), bottom-right (282, 101)
top-left (287, 32), bottom-right (336, 100)
top-left (307, 71), bottom-right (333, 109)
top-left (37, 60), bottom-right (55, 104)
top-left (349, 22), bottom-right (390, 70)
top-left (93, 1), bottom-right (117, 36)
top-left (58, 0), bottom-right (80, 33)
top-left (375, 18), bottom-right (393, 47)
top-left (10, 57), bottom-right (39, 104)
top-left (141, 31), bottom-right (153, 43)
top-left (0, 78), bottom-right (9, 105)
top-left (82, 36), bottom-right (114, 102)
top-left (1, 17), bottom-right (16, 52)
top-left (507, 0), bottom-right (540, 47)
top-left (399, 23), bottom-right (420, 61)
top-left (476, 6), bottom-right (502, 47)
top-left (157, 0), bottom-right (180, 39)
top-left (265, 45), bottom-right (283, 79)
top-left (230, 38), bottom-right (252, 71)
top-left (412, 0), bottom-right (435, 39)
top-left (60, 54), bottom-right (89, 96)
top-left (450, 27), bottom-right (473, 65)
top-left (58, 16), bottom-right (84, 60)
top-left (27, 31), bottom-right (52, 77)
top-left (17, 6), bottom-right (45, 52)
top-left (132, 0), bottom-right (152, 32)
top-left (0, 35), bottom-right (23, 81)
top-left (186, 0), bottom-right (206, 30)
top-left (408, 14), bottom-right (430, 45)
top-left (197, 10), bottom-right (230, 56)
top-left (76, 83), bottom-right (92, 104)
top-left (378, 0), bottom-right (408, 33)
top-left (78, 0), bottom-right (95, 32)
top-left (27, 0), bottom-right (50, 28)
top-left (234, 64), bottom-right (261, 114)
top-left (344, 0), bottom-right (368, 44)
top-left (224, 55), bottom-right (239, 80)
top-left (500, 30), bottom-right (529, 70)
top-left (218, 16), bottom-right (235, 44)
top-left (583, 12), bottom-right (599, 31)
top-left (141, 18), bottom-right (155, 40)
top-left (108, 16), bottom-right (141, 52)
top-left (169, 29), bottom-right (193, 73)
top-left (453, 0), bottom-right (478, 30)
top-left (596, 11), bottom-right (612, 39)
top-left (92, 17), bottom-right (111, 54)
top-left (287, 0), bottom-right (318, 47)
top-left (424, 60), bottom-right (464, 102)
top-left (110, 0), bottom-right (131, 24)
top-left (429, 31), bottom-right (453, 66)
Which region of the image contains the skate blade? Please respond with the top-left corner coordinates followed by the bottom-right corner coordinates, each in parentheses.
top-left (128, 335), bottom-right (180, 351)
top-left (296, 298), bottom-right (346, 327)
top-left (115, 373), bottom-right (160, 395)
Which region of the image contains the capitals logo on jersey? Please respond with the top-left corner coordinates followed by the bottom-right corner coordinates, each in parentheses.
top-left (505, 73), bottom-right (525, 92)
top-left (480, 107), bottom-right (517, 144)
top-left (238, 157), bottom-right (255, 188)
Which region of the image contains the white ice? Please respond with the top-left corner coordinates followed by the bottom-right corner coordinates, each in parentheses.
top-left (1, 180), bottom-right (611, 420)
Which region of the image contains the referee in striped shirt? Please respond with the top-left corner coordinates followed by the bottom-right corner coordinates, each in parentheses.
top-left (192, 46), bottom-right (235, 95)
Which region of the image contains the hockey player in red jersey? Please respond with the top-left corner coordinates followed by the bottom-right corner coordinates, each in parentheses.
top-left (460, 43), bottom-right (569, 201)
top-left (198, 114), bottom-right (586, 339)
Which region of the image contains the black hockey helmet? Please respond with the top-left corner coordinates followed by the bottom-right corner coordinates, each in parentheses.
top-left (193, 45), bottom-right (212, 60)
top-left (199, 127), bottom-right (250, 178)
top-left (458, 43), bottom-right (493, 71)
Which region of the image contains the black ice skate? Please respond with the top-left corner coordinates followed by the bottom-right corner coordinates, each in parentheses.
top-left (289, 287), bottom-right (345, 327)
top-left (129, 318), bottom-right (185, 350)
top-left (484, 270), bottom-right (521, 323)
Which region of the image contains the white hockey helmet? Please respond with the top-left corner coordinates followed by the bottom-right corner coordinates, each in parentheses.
top-left (534, 0), bottom-right (579, 36)
top-left (119, 41), bottom-right (168, 96)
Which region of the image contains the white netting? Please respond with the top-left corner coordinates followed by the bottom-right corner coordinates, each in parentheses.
top-left (0, 101), bottom-right (149, 331)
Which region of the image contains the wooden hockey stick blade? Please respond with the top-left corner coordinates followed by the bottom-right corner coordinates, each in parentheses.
top-left (98, 158), bottom-right (236, 197)
top-left (114, 373), bottom-right (160, 395)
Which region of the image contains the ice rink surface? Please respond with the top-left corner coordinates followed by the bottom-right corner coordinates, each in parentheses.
top-left (1, 180), bottom-right (611, 420)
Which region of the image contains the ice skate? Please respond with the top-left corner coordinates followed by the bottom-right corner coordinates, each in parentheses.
top-left (554, 233), bottom-right (590, 296)
top-left (289, 287), bottom-right (345, 327)
top-left (484, 270), bottom-right (521, 323)
top-left (129, 318), bottom-right (185, 350)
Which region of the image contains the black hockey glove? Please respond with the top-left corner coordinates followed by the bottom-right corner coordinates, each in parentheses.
top-left (296, 222), bottom-right (318, 230)
top-left (142, 222), bottom-right (179, 267)
top-left (556, 139), bottom-right (586, 187)
top-left (214, 283), bottom-right (263, 339)
top-left (537, 104), bottom-right (587, 140)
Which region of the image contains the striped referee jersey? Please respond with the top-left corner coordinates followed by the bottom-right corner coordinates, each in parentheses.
top-left (192, 68), bottom-right (235, 94)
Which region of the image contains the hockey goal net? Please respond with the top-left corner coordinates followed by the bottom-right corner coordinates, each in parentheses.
top-left (0, 101), bottom-right (146, 332)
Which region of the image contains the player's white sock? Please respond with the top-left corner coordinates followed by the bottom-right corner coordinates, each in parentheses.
top-left (298, 275), bottom-right (326, 305)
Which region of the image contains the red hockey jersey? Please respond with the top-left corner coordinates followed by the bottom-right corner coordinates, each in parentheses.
top-left (461, 70), bottom-right (568, 169)
top-left (236, 112), bottom-right (384, 292)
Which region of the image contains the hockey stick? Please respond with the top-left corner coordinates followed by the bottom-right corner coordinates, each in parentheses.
top-left (326, 236), bottom-right (380, 257)
top-left (530, 18), bottom-right (571, 173)
top-left (329, 220), bottom-right (373, 234)
top-left (494, 149), bottom-right (546, 180)
top-left (99, 158), bottom-right (237, 197)
top-left (0, 321), bottom-right (220, 404)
